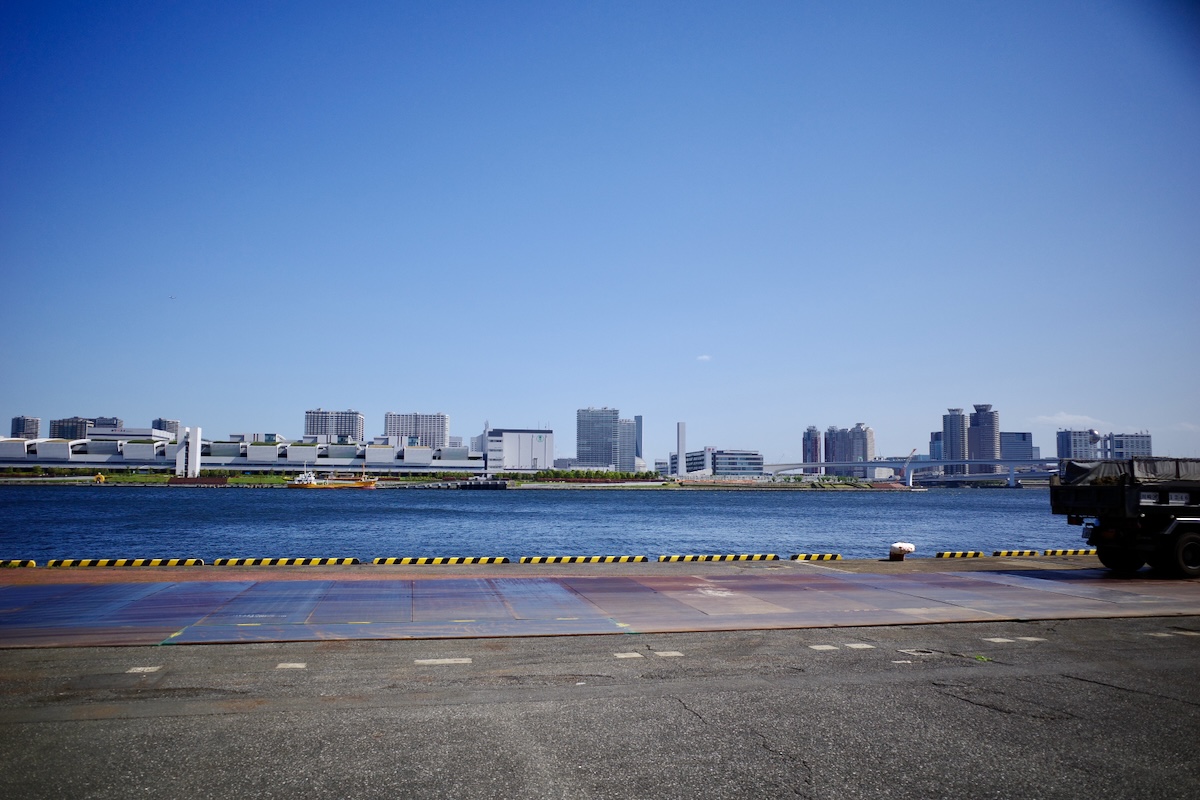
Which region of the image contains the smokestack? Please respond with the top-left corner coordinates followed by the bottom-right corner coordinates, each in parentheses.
top-left (676, 422), bottom-right (686, 476)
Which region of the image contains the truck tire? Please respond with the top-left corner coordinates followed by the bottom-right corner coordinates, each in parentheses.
top-left (1096, 546), bottom-right (1145, 576)
top-left (1171, 532), bottom-right (1200, 579)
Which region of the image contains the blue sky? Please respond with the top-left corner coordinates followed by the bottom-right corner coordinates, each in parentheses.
top-left (3, 1), bottom-right (1198, 462)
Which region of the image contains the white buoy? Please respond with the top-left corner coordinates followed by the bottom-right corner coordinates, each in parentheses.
top-left (890, 542), bottom-right (915, 562)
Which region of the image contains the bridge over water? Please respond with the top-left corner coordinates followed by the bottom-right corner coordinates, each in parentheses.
top-left (763, 458), bottom-right (1059, 487)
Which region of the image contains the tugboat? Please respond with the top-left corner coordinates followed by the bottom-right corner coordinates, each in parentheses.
top-left (287, 464), bottom-right (377, 489)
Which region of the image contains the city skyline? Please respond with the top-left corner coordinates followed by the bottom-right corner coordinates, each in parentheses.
top-left (2, 3), bottom-right (1197, 460)
top-left (3, 402), bottom-right (1162, 467)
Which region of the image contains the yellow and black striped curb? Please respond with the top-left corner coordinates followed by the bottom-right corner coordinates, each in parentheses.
top-left (935, 551), bottom-right (984, 558)
top-left (519, 556), bottom-right (648, 564)
top-left (993, 550), bottom-right (1040, 557)
top-left (47, 558), bottom-right (205, 567)
top-left (1043, 548), bottom-right (1097, 556)
top-left (0, 559), bottom-right (37, 568)
top-left (791, 554), bottom-right (842, 561)
top-left (372, 557), bottom-right (510, 565)
top-left (658, 554), bottom-right (779, 562)
top-left (212, 558), bottom-right (360, 566)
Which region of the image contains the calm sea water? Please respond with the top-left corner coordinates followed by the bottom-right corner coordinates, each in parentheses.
top-left (0, 486), bottom-right (1076, 562)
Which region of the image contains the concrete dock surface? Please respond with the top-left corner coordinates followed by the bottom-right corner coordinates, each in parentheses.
top-left (2, 555), bottom-right (1200, 647)
top-left (2, 557), bottom-right (1198, 798)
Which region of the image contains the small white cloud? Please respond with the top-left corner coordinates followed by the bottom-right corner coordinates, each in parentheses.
top-left (696, 354), bottom-right (712, 362)
top-left (1032, 411), bottom-right (1109, 429)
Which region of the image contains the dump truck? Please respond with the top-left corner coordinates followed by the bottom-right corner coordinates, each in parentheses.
top-left (1050, 458), bottom-right (1200, 577)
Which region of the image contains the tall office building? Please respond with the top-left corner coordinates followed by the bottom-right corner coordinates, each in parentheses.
top-left (49, 417), bottom-right (93, 439)
top-left (942, 409), bottom-right (968, 475)
top-left (93, 416), bottom-right (123, 428)
top-left (824, 426), bottom-right (849, 476)
top-left (10, 416), bottom-right (40, 439)
top-left (1000, 432), bottom-right (1035, 461)
top-left (576, 407), bottom-right (620, 468)
top-left (1057, 429), bottom-right (1101, 460)
top-left (634, 416), bottom-right (643, 461)
top-left (848, 423), bottom-right (876, 478)
top-left (1102, 432), bottom-right (1152, 459)
top-left (304, 408), bottom-right (365, 442)
top-left (152, 418), bottom-right (180, 437)
top-left (823, 424), bottom-right (875, 477)
top-left (968, 404), bottom-right (1001, 474)
top-left (384, 412), bottom-right (449, 448)
top-left (616, 419), bottom-right (638, 472)
top-left (929, 431), bottom-right (943, 460)
top-left (802, 425), bottom-right (822, 474)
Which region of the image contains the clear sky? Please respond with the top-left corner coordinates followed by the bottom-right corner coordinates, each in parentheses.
top-left (2, 1), bottom-right (1198, 462)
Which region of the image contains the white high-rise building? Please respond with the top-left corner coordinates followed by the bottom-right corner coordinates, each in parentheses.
top-left (1057, 429), bottom-right (1102, 460)
top-left (304, 409), bottom-right (364, 442)
top-left (384, 412), bottom-right (449, 449)
top-left (1102, 432), bottom-right (1152, 459)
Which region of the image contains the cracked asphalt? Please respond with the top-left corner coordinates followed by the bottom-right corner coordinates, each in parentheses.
top-left (1, 615), bottom-right (1198, 798)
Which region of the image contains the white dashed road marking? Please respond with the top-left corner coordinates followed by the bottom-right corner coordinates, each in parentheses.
top-left (276, 662), bottom-right (307, 669)
top-left (614, 652), bottom-right (644, 659)
top-left (1016, 637), bottom-right (1047, 642)
top-left (415, 658), bottom-right (472, 665)
top-left (809, 645), bottom-right (838, 651)
top-left (844, 643), bottom-right (875, 649)
top-left (654, 651), bottom-right (684, 658)
top-left (126, 666), bottom-right (161, 673)
top-left (982, 638), bottom-right (1015, 643)
top-left (1175, 630), bottom-right (1200, 636)
top-left (1145, 633), bottom-right (1175, 638)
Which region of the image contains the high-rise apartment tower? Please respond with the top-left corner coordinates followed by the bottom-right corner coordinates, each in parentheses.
top-left (384, 412), bottom-right (449, 449)
top-left (304, 409), bottom-right (365, 442)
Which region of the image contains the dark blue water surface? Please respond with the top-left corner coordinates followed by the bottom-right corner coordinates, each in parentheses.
top-left (0, 486), bottom-right (1076, 562)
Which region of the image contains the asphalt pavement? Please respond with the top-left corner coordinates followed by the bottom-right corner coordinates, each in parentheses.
top-left (2, 615), bottom-right (1198, 799)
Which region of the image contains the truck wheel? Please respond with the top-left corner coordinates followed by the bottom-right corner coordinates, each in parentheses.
top-left (1096, 547), bottom-right (1145, 576)
top-left (1172, 533), bottom-right (1200, 579)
